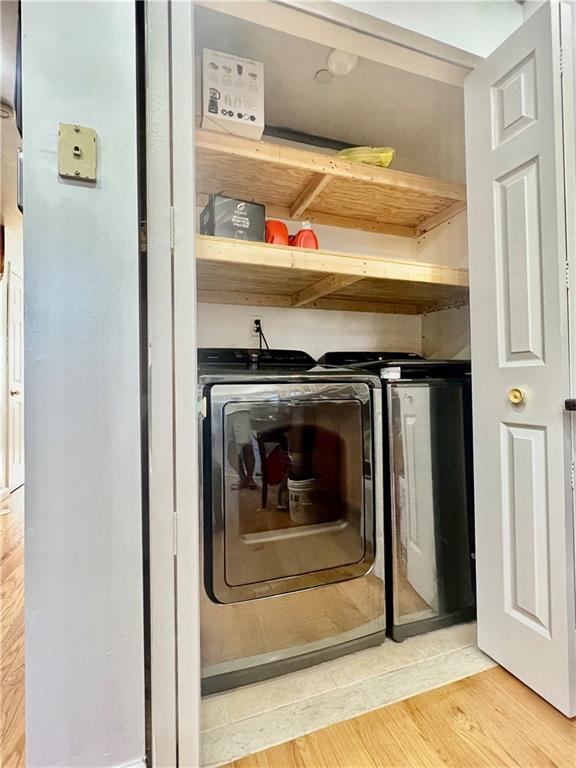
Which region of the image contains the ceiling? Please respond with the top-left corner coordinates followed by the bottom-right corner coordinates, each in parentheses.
top-left (1, 0), bottom-right (21, 229)
top-left (195, 5), bottom-right (466, 185)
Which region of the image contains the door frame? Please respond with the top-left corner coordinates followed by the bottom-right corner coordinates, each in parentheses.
top-left (561, 0), bottom-right (576, 600)
top-left (145, 2), bottom-right (200, 766)
top-left (144, 1), bottom-right (509, 764)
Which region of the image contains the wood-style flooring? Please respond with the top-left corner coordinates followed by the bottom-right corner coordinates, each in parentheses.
top-left (227, 666), bottom-right (576, 768)
top-left (0, 488), bottom-right (25, 768)
top-left (3, 488), bottom-right (575, 768)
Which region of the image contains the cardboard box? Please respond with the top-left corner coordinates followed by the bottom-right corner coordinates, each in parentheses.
top-left (201, 49), bottom-right (264, 140)
top-left (200, 194), bottom-right (265, 242)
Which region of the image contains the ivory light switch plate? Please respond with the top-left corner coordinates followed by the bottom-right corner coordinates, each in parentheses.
top-left (58, 123), bottom-right (97, 181)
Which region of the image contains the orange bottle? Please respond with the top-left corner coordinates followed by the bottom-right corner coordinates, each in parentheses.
top-left (289, 221), bottom-right (319, 249)
top-left (265, 220), bottom-right (289, 245)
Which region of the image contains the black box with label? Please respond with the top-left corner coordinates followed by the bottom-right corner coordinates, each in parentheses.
top-left (200, 194), bottom-right (265, 242)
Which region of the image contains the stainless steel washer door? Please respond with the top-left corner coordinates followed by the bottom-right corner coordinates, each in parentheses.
top-left (208, 381), bottom-right (376, 603)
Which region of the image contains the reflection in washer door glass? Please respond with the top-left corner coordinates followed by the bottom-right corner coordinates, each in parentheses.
top-left (223, 399), bottom-right (364, 537)
top-left (389, 382), bottom-right (474, 626)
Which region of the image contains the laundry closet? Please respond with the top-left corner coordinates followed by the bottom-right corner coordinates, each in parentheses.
top-left (194, 0), bottom-right (474, 696)
top-left (145, 1), bottom-right (576, 764)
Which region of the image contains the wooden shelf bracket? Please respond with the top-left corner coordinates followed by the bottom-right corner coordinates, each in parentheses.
top-left (290, 173), bottom-right (333, 219)
top-left (292, 273), bottom-right (364, 307)
top-left (415, 200), bottom-right (467, 237)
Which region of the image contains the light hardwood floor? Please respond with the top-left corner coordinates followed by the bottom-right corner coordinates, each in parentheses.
top-left (3, 490), bottom-right (575, 768)
top-left (0, 488), bottom-right (25, 768)
top-left (227, 666), bottom-right (576, 768)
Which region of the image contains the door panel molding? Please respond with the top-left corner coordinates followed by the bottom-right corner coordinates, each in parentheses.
top-left (491, 52), bottom-right (538, 148)
top-left (494, 158), bottom-right (545, 365)
top-left (500, 422), bottom-right (550, 636)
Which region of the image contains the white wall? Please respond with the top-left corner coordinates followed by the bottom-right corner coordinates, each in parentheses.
top-left (418, 213), bottom-right (471, 358)
top-left (422, 305), bottom-right (471, 358)
top-left (335, 0), bottom-right (524, 57)
top-left (198, 303), bottom-right (422, 358)
top-left (285, 214), bottom-right (468, 265)
top-left (522, 1), bottom-right (546, 21)
top-left (416, 212), bottom-right (468, 267)
top-left (22, 3), bottom-right (145, 767)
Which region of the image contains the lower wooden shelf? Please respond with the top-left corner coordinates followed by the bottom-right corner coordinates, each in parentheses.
top-left (196, 235), bottom-right (469, 315)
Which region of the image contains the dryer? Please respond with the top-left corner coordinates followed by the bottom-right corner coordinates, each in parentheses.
top-left (198, 348), bottom-right (386, 693)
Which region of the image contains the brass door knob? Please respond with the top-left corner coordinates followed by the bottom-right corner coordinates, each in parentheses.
top-left (508, 387), bottom-right (525, 405)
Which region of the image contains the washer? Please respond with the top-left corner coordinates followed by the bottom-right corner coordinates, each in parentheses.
top-left (319, 352), bottom-right (476, 641)
top-left (198, 348), bottom-right (386, 693)
top-left (317, 350), bottom-right (423, 366)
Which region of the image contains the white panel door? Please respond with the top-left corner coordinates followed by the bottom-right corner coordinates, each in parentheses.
top-left (7, 269), bottom-right (24, 491)
top-left (465, 2), bottom-right (576, 715)
top-left (0, 274), bottom-right (7, 494)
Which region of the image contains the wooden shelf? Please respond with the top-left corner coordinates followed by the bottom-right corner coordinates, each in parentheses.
top-left (196, 236), bottom-right (469, 315)
top-left (195, 129), bottom-right (467, 239)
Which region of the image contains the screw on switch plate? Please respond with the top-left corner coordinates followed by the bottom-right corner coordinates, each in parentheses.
top-left (58, 122), bottom-right (97, 182)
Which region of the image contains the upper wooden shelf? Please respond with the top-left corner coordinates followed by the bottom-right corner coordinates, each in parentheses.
top-left (196, 235), bottom-right (469, 315)
top-left (195, 129), bottom-right (467, 239)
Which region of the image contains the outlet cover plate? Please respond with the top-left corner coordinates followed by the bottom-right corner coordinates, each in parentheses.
top-left (58, 123), bottom-right (97, 182)
top-left (250, 316), bottom-right (262, 337)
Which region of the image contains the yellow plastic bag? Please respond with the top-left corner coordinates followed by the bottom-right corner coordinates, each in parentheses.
top-left (338, 146), bottom-right (395, 168)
